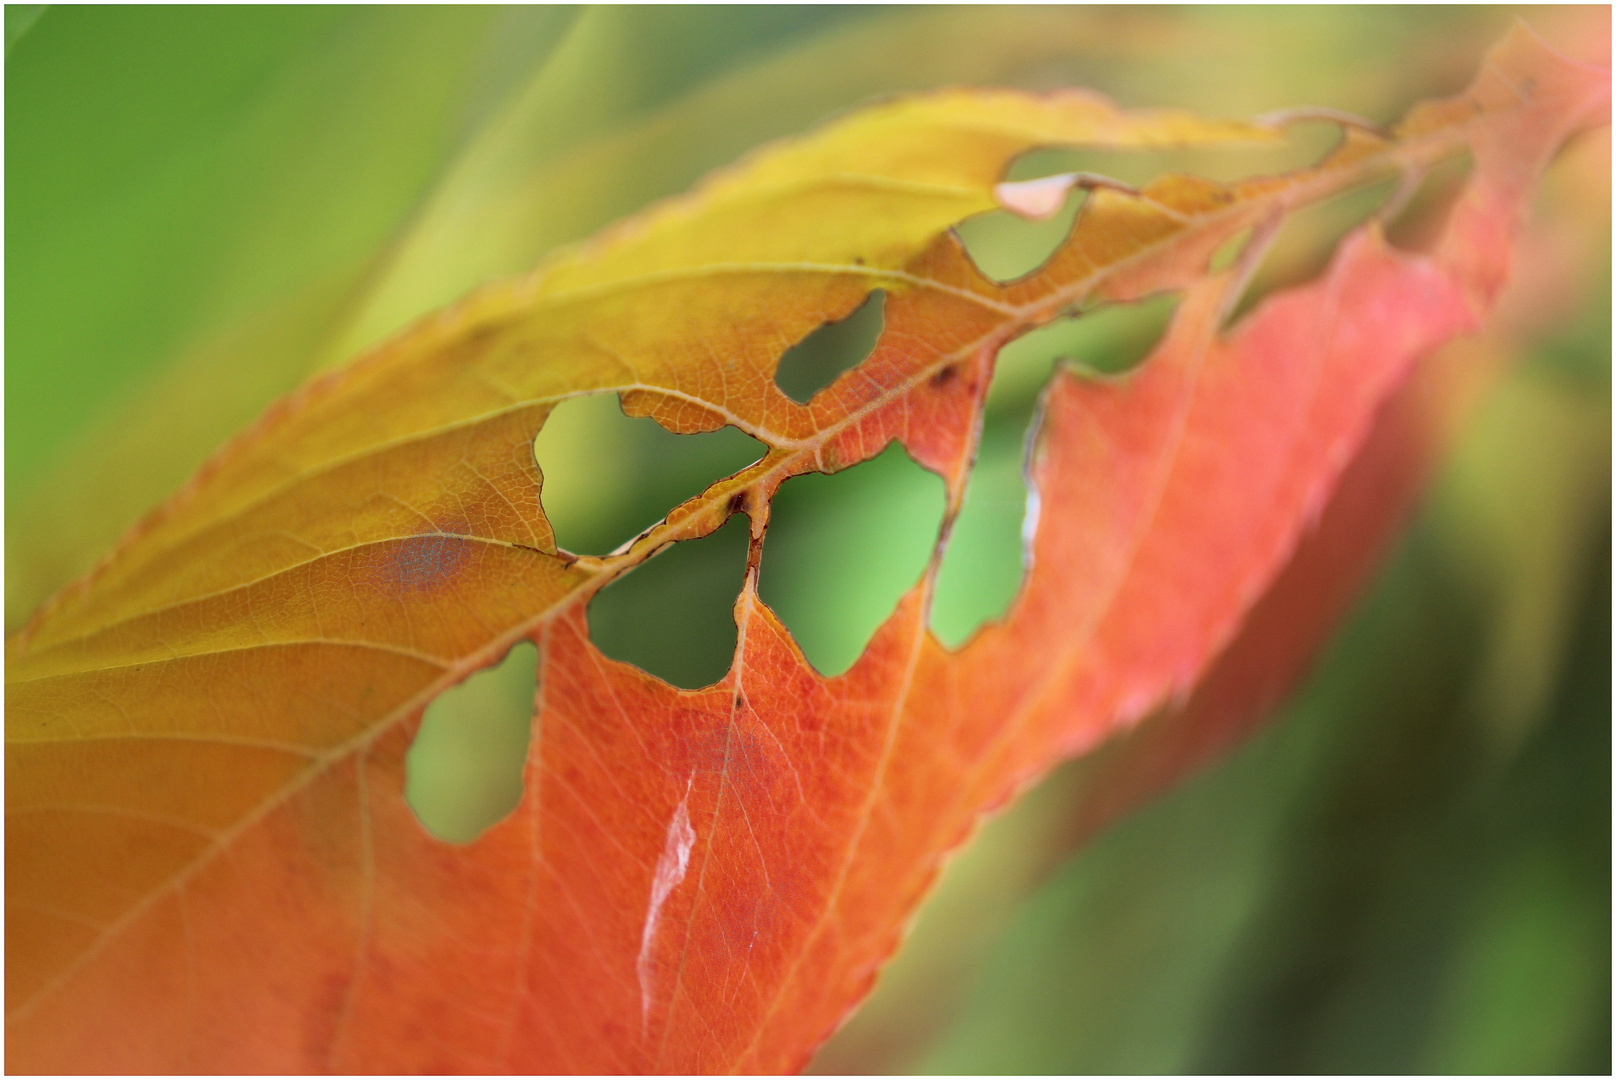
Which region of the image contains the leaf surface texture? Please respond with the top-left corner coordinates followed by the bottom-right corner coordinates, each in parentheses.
top-left (5, 27), bottom-right (1608, 1073)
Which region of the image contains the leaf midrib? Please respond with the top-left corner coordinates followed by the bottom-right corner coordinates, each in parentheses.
top-left (5, 109), bottom-right (1476, 1035)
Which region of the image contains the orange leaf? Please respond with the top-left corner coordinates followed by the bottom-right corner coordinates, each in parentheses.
top-left (6, 25), bottom-right (1607, 1073)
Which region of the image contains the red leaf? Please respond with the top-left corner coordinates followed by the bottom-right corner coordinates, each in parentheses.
top-left (6, 25), bottom-right (1607, 1073)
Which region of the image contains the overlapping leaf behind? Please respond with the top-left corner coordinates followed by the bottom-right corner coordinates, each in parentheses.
top-left (6, 16), bottom-right (1609, 1074)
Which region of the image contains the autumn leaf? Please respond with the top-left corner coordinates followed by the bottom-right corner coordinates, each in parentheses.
top-left (6, 25), bottom-right (1607, 1074)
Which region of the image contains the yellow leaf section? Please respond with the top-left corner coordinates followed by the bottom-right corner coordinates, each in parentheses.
top-left (5, 91), bottom-right (1258, 1013)
top-left (19, 93), bottom-right (1261, 653)
top-left (3, 6), bottom-right (1280, 635)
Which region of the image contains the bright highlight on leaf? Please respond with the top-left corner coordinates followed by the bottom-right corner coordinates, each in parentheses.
top-left (5, 24), bottom-right (1607, 1074)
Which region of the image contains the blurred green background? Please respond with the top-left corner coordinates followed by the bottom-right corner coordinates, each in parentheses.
top-left (7, 6), bottom-right (1609, 1073)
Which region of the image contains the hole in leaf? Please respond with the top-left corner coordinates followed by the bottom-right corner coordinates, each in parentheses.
top-left (1224, 176), bottom-right (1399, 327)
top-left (759, 442), bottom-right (945, 677)
top-left (588, 511), bottom-right (750, 689)
top-left (960, 119), bottom-right (1359, 290)
top-left (405, 640), bottom-right (538, 844)
top-left (1384, 151), bottom-right (1474, 253)
top-left (534, 392), bottom-right (764, 554)
top-left (1003, 129), bottom-right (1342, 190)
top-left (956, 185), bottom-right (1086, 284)
top-left (1209, 227), bottom-right (1256, 274)
top-left (991, 295), bottom-right (1177, 409)
top-left (774, 289), bottom-right (886, 404)
top-left (929, 425), bottom-right (1031, 650)
top-left (956, 136), bottom-right (1316, 288)
top-left (930, 298), bottom-right (1176, 648)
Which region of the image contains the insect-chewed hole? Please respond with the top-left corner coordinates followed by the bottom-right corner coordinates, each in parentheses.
top-left (956, 184), bottom-right (1085, 285)
top-left (1210, 228), bottom-right (1256, 274)
top-left (775, 289), bottom-right (886, 404)
top-left (994, 295), bottom-right (1177, 397)
top-left (930, 297), bottom-right (1176, 648)
top-left (961, 123), bottom-right (1358, 290)
top-left (759, 442), bottom-right (945, 677)
top-left (533, 392), bottom-right (764, 554)
top-left (1383, 151), bottom-right (1474, 253)
top-left (1223, 175), bottom-right (1400, 327)
top-left (588, 512), bottom-right (751, 689)
top-left (405, 640), bottom-right (538, 844)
